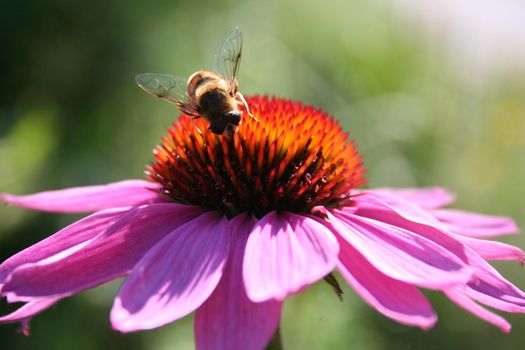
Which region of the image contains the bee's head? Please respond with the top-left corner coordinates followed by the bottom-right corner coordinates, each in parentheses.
top-left (225, 110), bottom-right (242, 126)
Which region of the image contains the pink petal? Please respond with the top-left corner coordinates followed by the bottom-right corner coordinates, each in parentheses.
top-left (111, 211), bottom-right (230, 332)
top-left (453, 247), bottom-right (525, 313)
top-left (337, 236), bottom-right (437, 329)
top-left (444, 290), bottom-right (511, 333)
top-left (0, 180), bottom-right (163, 213)
top-left (351, 195), bottom-right (525, 313)
top-left (328, 210), bottom-right (472, 289)
top-left (354, 191), bottom-right (442, 226)
top-left (362, 191), bottom-right (520, 239)
top-left (195, 215), bottom-right (282, 350)
top-left (357, 193), bottom-right (524, 262)
top-left (352, 193), bottom-right (471, 262)
top-left (365, 187), bottom-right (456, 209)
top-left (453, 235), bottom-right (525, 263)
top-left (0, 297), bottom-right (61, 325)
top-left (2, 204), bottom-right (204, 301)
top-left (0, 208), bottom-right (129, 288)
top-left (243, 211), bottom-right (339, 302)
top-left (432, 209), bottom-right (519, 238)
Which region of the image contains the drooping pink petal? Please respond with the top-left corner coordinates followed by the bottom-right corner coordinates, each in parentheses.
top-left (0, 208), bottom-right (129, 288)
top-left (453, 247), bottom-right (525, 313)
top-left (0, 180), bottom-right (163, 213)
top-left (337, 235), bottom-right (437, 329)
top-left (363, 190), bottom-right (519, 239)
top-left (2, 203), bottom-right (205, 301)
top-left (0, 297), bottom-right (61, 325)
top-left (111, 211), bottom-right (230, 332)
top-left (453, 235), bottom-right (525, 263)
top-left (352, 193), bottom-right (471, 262)
top-left (351, 194), bottom-right (525, 316)
top-left (243, 211), bottom-right (339, 302)
top-left (328, 210), bottom-right (472, 289)
top-left (365, 187), bottom-right (456, 209)
top-left (354, 191), bottom-right (442, 227)
top-left (353, 192), bottom-right (524, 266)
top-left (195, 215), bottom-right (282, 350)
top-left (444, 290), bottom-right (511, 333)
top-left (432, 209), bottom-right (519, 238)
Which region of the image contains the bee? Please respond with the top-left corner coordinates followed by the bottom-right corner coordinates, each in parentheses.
top-left (135, 26), bottom-right (256, 136)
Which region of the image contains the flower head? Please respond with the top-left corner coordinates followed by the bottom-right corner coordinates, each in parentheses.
top-left (148, 96), bottom-right (366, 217)
top-left (1, 97), bottom-right (524, 349)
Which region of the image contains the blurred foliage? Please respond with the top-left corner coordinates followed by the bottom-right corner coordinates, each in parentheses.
top-left (1, 0), bottom-right (524, 349)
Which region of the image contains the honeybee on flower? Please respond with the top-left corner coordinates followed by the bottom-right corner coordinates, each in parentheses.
top-left (135, 26), bottom-right (256, 136)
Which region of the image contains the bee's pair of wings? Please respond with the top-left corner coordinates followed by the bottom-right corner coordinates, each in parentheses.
top-left (135, 26), bottom-right (243, 112)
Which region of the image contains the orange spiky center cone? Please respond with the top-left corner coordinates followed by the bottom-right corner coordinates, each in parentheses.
top-left (148, 96), bottom-right (366, 218)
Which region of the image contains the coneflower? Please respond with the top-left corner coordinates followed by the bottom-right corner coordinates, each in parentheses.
top-left (1, 96), bottom-right (523, 349)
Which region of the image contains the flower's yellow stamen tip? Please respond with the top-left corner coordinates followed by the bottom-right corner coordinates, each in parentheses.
top-left (148, 96), bottom-right (366, 217)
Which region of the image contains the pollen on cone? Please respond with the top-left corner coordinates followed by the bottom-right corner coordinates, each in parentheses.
top-left (148, 96), bottom-right (366, 217)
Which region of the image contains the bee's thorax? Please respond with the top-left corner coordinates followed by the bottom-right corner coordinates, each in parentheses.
top-left (186, 71), bottom-right (238, 122)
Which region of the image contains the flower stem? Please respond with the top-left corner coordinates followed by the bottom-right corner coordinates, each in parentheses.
top-left (266, 326), bottom-right (283, 350)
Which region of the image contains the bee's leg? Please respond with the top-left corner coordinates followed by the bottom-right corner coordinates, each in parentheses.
top-left (235, 92), bottom-right (258, 122)
top-left (185, 112), bottom-right (203, 135)
top-left (190, 119), bottom-right (204, 136)
top-left (177, 102), bottom-right (201, 119)
top-left (177, 106), bottom-right (203, 135)
top-left (181, 109), bottom-right (201, 119)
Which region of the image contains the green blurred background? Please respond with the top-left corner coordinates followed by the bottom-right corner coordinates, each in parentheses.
top-left (1, 0), bottom-right (525, 349)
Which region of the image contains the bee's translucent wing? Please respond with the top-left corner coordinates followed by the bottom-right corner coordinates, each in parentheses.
top-left (135, 73), bottom-right (198, 115)
top-left (212, 26), bottom-right (243, 88)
